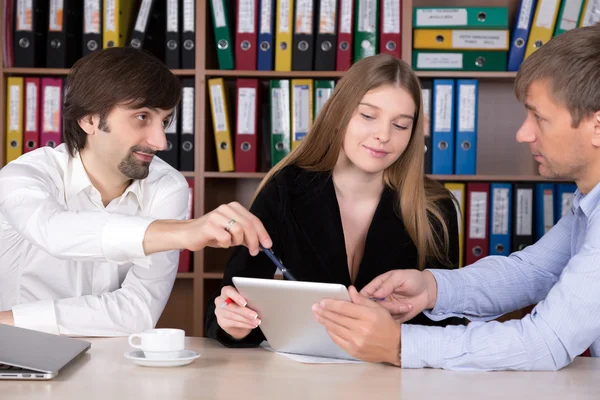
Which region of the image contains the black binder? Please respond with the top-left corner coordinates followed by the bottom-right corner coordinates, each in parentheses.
top-left (165, 0), bottom-right (180, 68)
top-left (291, 2), bottom-right (315, 70)
top-left (46, 0), bottom-right (83, 68)
top-left (512, 183), bottom-right (535, 252)
top-left (181, 0), bottom-right (195, 68)
top-left (82, 0), bottom-right (102, 57)
top-left (179, 78), bottom-right (195, 171)
top-left (314, 1), bottom-right (337, 71)
top-left (13, 0), bottom-right (49, 67)
top-left (157, 105), bottom-right (180, 169)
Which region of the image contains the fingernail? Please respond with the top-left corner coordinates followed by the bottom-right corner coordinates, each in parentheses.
top-left (319, 300), bottom-right (325, 307)
top-left (408, 304), bottom-right (413, 310)
top-left (249, 313), bottom-right (258, 319)
top-left (265, 239), bottom-right (273, 248)
top-left (312, 304), bottom-right (318, 312)
top-left (256, 319), bottom-right (262, 326)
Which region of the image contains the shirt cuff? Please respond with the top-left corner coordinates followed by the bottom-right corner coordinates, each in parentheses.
top-left (423, 269), bottom-right (466, 320)
top-left (401, 324), bottom-right (447, 369)
top-left (102, 213), bottom-right (155, 267)
top-left (12, 300), bottom-right (60, 335)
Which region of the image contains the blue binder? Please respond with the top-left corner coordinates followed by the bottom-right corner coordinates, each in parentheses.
top-left (431, 79), bottom-right (455, 174)
top-left (454, 79), bottom-right (478, 175)
top-left (555, 183), bottom-right (578, 222)
top-left (489, 183), bottom-right (512, 256)
top-left (507, 0), bottom-right (537, 71)
top-left (257, 0), bottom-right (275, 70)
top-left (535, 183), bottom-right (555, 240)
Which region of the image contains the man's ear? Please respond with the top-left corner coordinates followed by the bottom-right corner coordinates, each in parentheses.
top-left (78, 115), bottom-right (96, 136)
top-left (591, 111), bottom-right (600, 148)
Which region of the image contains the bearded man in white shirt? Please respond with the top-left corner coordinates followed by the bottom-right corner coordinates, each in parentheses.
top-left (0, 47), bottom-right (272, 336)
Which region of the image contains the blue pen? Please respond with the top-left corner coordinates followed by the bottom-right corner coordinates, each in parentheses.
top-left (260, 245), bottom-right (297, 281)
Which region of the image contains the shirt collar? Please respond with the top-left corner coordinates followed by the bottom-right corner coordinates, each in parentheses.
top-left (573, 181), bottom-right (600, 218)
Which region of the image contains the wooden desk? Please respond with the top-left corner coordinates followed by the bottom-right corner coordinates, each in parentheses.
top-left (4, 337), bottom-right (600, 399)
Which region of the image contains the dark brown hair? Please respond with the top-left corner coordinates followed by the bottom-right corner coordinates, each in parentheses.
top-left (62, 47), bottom-right (182, 156)
top-left (254, 54), bottom-right (454, 269)
top-left (515, 23), bottom-right (600, 127)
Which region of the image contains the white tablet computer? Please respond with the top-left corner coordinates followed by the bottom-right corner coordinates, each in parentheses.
top-left (232, 277), bottom-right (358, 361)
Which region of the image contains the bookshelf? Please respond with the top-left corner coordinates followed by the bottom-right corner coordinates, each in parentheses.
top-left (0, 0), bottom-right (559, 337)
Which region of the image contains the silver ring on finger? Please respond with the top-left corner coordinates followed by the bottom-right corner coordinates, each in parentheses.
top-left (224, 219), bottom-right (236, 233)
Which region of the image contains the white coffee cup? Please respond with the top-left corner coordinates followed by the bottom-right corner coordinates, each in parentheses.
top-left (128, 328), bottom-right (185, 360)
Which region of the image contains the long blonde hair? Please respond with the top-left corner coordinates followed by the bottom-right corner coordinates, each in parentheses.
top-left (254, 54), bottom-right (454, 269)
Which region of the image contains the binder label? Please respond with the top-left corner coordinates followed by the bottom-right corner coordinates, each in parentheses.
top-left (581, 0), bottom-right (600, 27)
top-left (416, 8), bottom-right (467, 27)
top-left (535, 0), bottom-right (560, 29)
top-left (452, 31), bottom-right (508, 49)
top-left (165, 110), bottom-right (177, 134)
top-left (543, 189), bottom-right (554, 233)
top-left (417, 53), bottom-right (463, 69)
top-left (17, 0), bottom-right (33, 31)
top-left (84, 0), bottom-right (101, 34)
top-left (260, 0), bottom-right (273, 34)
top-left (279, 0), bottom-right (291, 32)
top-left (561, 193), bottom-right (575, 217)
top-left (49, 0), bottom-right (64, 31)
top-left (458, 84), bottom-right (476, 132)
top-left (469, 191), bottom-right (487, 239)
top-left (492, 188), bottom-right (510, 235)
top-left (559, 0), bottom-right (585, 31)
top-left (383, 0), bottom-right (401, 33)
top-left (358, 0), bottom-right (377, 33)
top-left (167, 0), bottom-right (179, 32)
top-left (182, 87), bottom-right (195, 133)
top-left (339, 0), bottom-right (353, 34)
top-left (211, 0), bottom-right (226, 28)
top-left (434, 84), bottom-right (453, 132)
top-left (183, 0), bottom-right (195, 32)
top-left (517, 0), bottom-right (535, 30)
top-left (9, 85), bottom-right (21, 131)
top-left (295, 0), bottom-right (314, 34)
top-left (237, 88), bottom-right (257, 135)
top-left (293, 85), bottom-right (310, 141)
top-left (315, 88), bottom-right (333, 116)
top-left (238, 0), bottom-right (256, 33)
top-left (319, 0), bottom-right (337, 34)
top-left (134, 0), bottom-right (153, 33)
top-left (43, 87), bottom-right (61, 133)
top-left (105, 0), bottom-right (116, 32)
top-left (516, 189), bottom-right (533, 236)
top-left (422, 88), bottom-right (431, 137)
top-left (26, 82), bottom-right (38, 132)
top-left (272, 88), bottom-right (290, 135)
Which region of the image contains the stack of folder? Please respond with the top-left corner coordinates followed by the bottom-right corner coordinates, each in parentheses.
top-left (412, 6), bottom-right (510, 72)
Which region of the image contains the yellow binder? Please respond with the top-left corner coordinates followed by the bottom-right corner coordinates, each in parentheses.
top-left (208, 78), bottom-right (235, 172)
top-left (524, 0), bottom-right (561, 59)
top-left (103, 0), bottom-right (136, 48)
top-left (291, 79), bottom-right (313, 151)
top-left (275, 0), bottom-right (295, 71)
top-left (444, 182), bottom-right (466, 268)
top-left (6, 77), bottom-right (24, 164)
top-left (413, 29), bottom-right (509, 51)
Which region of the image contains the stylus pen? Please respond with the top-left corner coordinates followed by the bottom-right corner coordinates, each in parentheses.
top-left (260, 245), bottom-right (297, 281)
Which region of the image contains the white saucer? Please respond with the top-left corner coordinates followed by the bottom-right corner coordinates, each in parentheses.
top-left (124, 350), bottom-right (201, 367)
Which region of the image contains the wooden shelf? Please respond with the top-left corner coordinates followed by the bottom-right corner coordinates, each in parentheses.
top-left (204, 172), bottom-right (267, 179)
top-left (181, 171), bottom-right (195, 178)
top-left (203, 272), bottom-right (224, 279)
top-left (176, 273), bottom-right (195, 279)
top-left (3, 68), bottom-right (196, 76)
top-left (205, 69), bottom-right (345, 78)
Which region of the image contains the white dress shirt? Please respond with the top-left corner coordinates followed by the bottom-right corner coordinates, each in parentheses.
top-left (0, 144), bottom-right (190, 336)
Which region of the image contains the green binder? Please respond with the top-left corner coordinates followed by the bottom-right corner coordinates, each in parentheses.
top-left (353, 0), bottom-right (379, 62)
top-left (314, 80), bottom-right (335, 118)
top-left (413, 7), bottom-right (509, 29)
top-left (209, 0), bottom-right (234, 69)
top-left (269, 80), bottom-right (291, 167)
top-left (412, 50), bottom-right (508, 72)
top-left (553, 0), bottom-right (585, 37)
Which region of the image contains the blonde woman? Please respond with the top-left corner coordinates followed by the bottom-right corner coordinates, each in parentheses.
top-left (205, 54), bottom-right (460, 363)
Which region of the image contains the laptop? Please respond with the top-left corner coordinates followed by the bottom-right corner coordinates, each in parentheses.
top-left (232, 277), bottom-right (358, 361)
top-left (0, 325), bottom-right (91, 380)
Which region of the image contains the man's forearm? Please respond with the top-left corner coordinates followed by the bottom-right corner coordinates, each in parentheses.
top-left (143, 219), bottom-right (190, 255)
top-left (0, 311), bottom-right (15, 326)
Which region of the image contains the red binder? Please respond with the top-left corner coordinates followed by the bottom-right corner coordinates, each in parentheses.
top-left (178, 177), bottom-right (195, 273)
top-left (235, 0), bottom-right (258, 70)
top-left (23, 77), bottom-right (41, 153)
top-left (336, 0), bottom-right (354, 71)
top-left (380, 0), bottom-right (402, 58)
top-left (234, 79), bottom-right (259, 172)
top-left (40, 78), bottom-right (63, 148)
top-left (465, 182), bottom-right (490, 266)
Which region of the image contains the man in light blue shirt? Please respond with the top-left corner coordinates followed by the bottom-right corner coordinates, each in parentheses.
top-left (312, 24), bottom-right (600, 370)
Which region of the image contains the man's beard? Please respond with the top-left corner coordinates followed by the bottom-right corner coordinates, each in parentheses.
top-left (118, 145), bottom-right (156, 180)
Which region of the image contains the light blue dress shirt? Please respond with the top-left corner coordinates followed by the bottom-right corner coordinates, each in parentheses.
top-left (402, 182), bottom-right (600, 371)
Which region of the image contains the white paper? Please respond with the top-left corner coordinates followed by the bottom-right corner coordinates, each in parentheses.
top-left (434, 85), bottom-right (453, 132)
top-left (49, 0), bottom-right (64, 31)
top-left (561, 192), bottom-right (575, 217)
top-left (581, 0), bottom-right (600, 27)
top-left (43, 86), bottom-right (61, 133)
top-left (517, 0), bottom-right (535, 30)
top-left (315, 88), bottom-right (333, 116)
top-left (535, 0), bottom-right (561, 29)
top-left (295, 0), bottom-right (313, 34)
top-left (416, 8), bottom-right (467, 27)
top-left (237, 88), bottom-right (256, 135)
top-left (17, 0), bottom-right (33, 31)
top-left (167, 0), bottom-right (179, 32)
top-left (183, 0), bottom-right (195, 32)
top-left (261, 344), bottom-right (364, 364)
top-left (417, 53), bottom-right (463, 69)
top-left (238, 0), bottom-right (256, 33)
top-left (271, 87), bottom-right (289, 134)
top-left (134, 0), bottom-right (152, 32)
top-left (279, 0), bottom-right (291, 32)
top-left (458, 84), bottom-right (476, 132)
top-left (84, 0), bottom-right (101, 34)
top-left (383, 0), bottom-right (400, 33)
top-left (358, 0), bottom-right (377, 33)
top-left (452, 30), bottom-right (507, 49)
top-left (9, 85), bottom-right (21, 132)
top-left (293, 85), bottom-right (310, 140)
top-left (449, 189), bottom-right (463, 235)
top-left (260, 0), bottom-right (273, 34)
top-left (559, 0), bottom-right (585, 31)
top-left (319, 0), bottom-right (336, 34)
top-left (182, 87), bottom-right (194, 134)
top-left (543, 189), bottom-right (554, 234)
top-left (492, 188), bottom-right (510, 235)
top-left (516, 189), bottom-right (533, 236)
top-left (421, 88), bottom-right (431, 137)
top-left (469, 191), bottom-right (488, 239)
top-left (339, 0), bottom-right (353, 34)
top-left (26, 82), bottom-right (38, 132)
top-left (211, 0), bottom-right (226, 28)
top-left (105, 0), bottom-right (116, 31)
